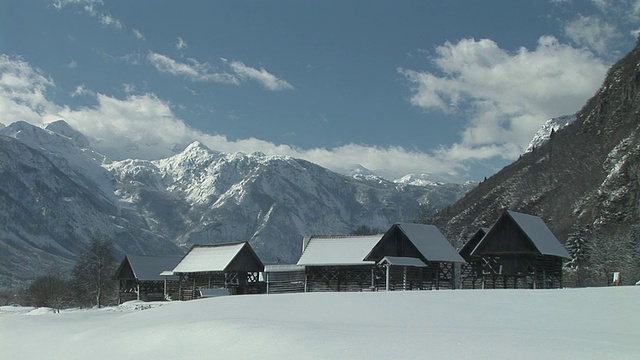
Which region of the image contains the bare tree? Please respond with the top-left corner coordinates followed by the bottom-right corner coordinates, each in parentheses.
top-left (72, 238), bottom-right (117, 308)
top-left (350, 225), bottom-right (384, 236)
top-left (26, 275), bottom-right (69, 312)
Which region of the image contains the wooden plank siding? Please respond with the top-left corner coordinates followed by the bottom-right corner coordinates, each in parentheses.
top-left (305, 266), bottom-right (375, 292)
top-left (471, 211), bottom-right (569, 289)
top-left (264, 270), bottom-right (306, 294)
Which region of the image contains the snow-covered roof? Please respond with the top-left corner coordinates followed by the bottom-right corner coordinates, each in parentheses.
top-left (296, 235), bottom-right (383, 266)
top-left (172, 243), bottom-right (250, 273)
top-left (471, 211), bottom-right (570, 259)
top-left (505, 211), bottom-right (570, 258)
top-left (116, 255), bottom-right (182, 281)
top-left (378, 256), bottom-right (427, 267)
top-left (393, 223), bottom-right (465, 263)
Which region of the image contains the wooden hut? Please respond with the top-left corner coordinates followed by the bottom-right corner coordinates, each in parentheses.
top-left (458, 228), bottom-right (489, 289)
top-left (172, 242), bottom-right (264, 300)
top-left (297, 235), bottom-right (383, 292)
top-left (114, 255), bottom-right (182, 303)
top-left (364, 223), bottom-right (465, 290)
top-left (262, 264), bottom-right (306, 294)
top-left (471, 210), bottom-right (570, 289)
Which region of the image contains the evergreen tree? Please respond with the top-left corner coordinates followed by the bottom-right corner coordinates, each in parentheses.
top-left (565, 224), bottom-right (590, 286)
top-left (566, 225), bottom-right (589, 270)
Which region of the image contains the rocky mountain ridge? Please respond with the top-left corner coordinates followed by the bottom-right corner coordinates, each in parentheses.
top-left (0, 122), bottom-right (473, 289)
top-left (431, 41), bottom-right (640, 284)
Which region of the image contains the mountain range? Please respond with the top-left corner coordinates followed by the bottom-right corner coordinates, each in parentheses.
top-left (4, 41), bottom-right (639, 290)
top-left (0, 120), bottom-right (472, 290)
top-left (431, 40), bottom-right (640, 285)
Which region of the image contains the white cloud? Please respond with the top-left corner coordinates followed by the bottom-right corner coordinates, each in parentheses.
top-left (54, 1), bottom-right (125, 31)
top-left (148, 52), bottom-right (200, 78)
top-left (0, 53), bottom-right (456, 180)
top-left (564, 15), bottom-right (620, 56)
top-left (0, 54), bottom-right (57, 124)
top-left (70, 84), bottom-right (93, 97)
top-left (228, 61), bottom-right (294, 91)
top-left (133, 29), bottom-right (145, 40)
top-left (99, 14), bottom-right (123, 29)
top-left (399, 36), bottom-right (608, 164)
top-left (176, 37), bottom-right (188, 50)
top-left (147, 52), bottom-right (239, 84)
top-left (58, 94), bottom-right (451, 179)
top-left (66, 59), bottom-right (78, 70)
top-left (147, 53), bottom-right (293, 91)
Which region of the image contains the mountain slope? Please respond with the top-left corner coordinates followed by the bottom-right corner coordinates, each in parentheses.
top-left (431, 41), bottom-right (640, 284)
top-left (0, 135), bottom-right (181, 289)
top-left (108, 142), bottom-right (472, 263)
top-left (0, 122), bottom-right (472, 289)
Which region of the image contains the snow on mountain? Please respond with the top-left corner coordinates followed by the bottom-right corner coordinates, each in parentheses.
top-left (0, 120), bottom-right (115, 203)
top-left (0, 121), bottom-right (472, 288)
top-left (525, 114), bottom-right (577, 153)
top-left (432, 41), bottom-right (640, 286)
top-left (394, 173), bottom-right (444, 187)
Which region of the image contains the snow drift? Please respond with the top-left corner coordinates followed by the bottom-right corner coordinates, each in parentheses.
top-left (1, 287), bottom-right (638, 359)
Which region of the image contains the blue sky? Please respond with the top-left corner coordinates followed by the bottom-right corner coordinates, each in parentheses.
top-left (1, 1), bottom-right (639, 182)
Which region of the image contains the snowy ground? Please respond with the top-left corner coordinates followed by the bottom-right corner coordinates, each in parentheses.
top-left (1, 287), bottom-right (638, 359)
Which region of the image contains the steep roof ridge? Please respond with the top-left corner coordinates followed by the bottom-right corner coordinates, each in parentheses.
top-left (172, 242), bottom-right (247, 273)
top-left (395, 223), bottom-right (465, 263)
top-left (505, 211), bottom-right (571, 259)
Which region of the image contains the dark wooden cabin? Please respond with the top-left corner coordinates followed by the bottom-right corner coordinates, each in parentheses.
top-left (471, 210), bottom-right (570, 289)
top-left (262, 264), bottom-right (306, 294)
top-left (458, 228), bottom-right (489, 289)
top-left (364, 223), bottom-right (465, 290)
top-left (114, 255), bottom-right (182, 303)
top-left (171, 242), bottom-right (264, 300)
top-left (296, 235), bottom-right (383, 292)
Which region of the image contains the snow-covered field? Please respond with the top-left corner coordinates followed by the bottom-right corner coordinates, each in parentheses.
top-left (1, 287), bottom-right (638, 359)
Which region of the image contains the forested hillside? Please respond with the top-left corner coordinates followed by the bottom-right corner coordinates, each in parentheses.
top-left (431, 40), bottom-right (640, 286)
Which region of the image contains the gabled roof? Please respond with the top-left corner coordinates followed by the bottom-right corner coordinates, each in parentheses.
top-left (458, 227), bottom-right (490, 261)
top-left (367, 223), bottom-right (464, 263)
top-left (378, 256), bottom-right (427, 267)
top-left (472, 210), bottom-right (570, 259)
top-left (296, 235), bottom-right (383, 266)
top-left (172, 242), bottom-right (264, 273)
top-left (115, 255), bottom-right (182, 281)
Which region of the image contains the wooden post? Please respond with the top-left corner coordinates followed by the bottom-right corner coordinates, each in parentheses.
top-left (371, 268), bottom-right (375, 289)
top-left (265, 272), bottom-right (270, 294)
top-left (136, 283), bottom-right (140, 301)
top-left (435, 263), bottom-right (440, 290)
top-left (403, 266), bottom-right (407, 290)
top-left (385, 263), bottom-right (390, 291)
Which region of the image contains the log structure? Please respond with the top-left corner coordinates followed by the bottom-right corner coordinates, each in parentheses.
top-left (172, 242), bottom-right (264, 300)
top-left (364, 223), bottom-right (465, 290)
top-left (458, 228), bottom-right (489, 289)
top-left (114, 255), bottom-right (182, 303)
top-left (297, 235), bottom-right (383, 292)
top-left (263, 264), bottom-right (306, 294)
top-left (471, 210), bottom-right (570, 289)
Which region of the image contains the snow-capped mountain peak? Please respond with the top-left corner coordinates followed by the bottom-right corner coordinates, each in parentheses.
top-left (394, 173), bottom-right (443, 187)
top-left (0, 120), bottom-right (471, 288)
top-left (526, 114), bottom-right (577, 153)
